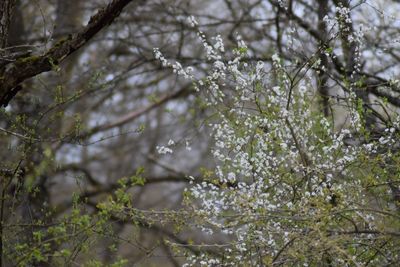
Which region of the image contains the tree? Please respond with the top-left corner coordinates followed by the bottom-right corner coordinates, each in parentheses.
top-left (1, 0), bottom-right (400, 266)
top-left (162, 28), bottom-right (400, 267)
top-left (154, 3), bottom-right (400, 266)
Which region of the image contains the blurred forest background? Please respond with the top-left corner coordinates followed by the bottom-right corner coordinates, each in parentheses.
top-left (1, 0), bottom-right (400, 266)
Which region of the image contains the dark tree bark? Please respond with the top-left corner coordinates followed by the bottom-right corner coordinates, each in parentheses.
top-left (0, 0), bottom-right (16, 49)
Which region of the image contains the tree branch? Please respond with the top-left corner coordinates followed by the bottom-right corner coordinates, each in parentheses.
top-left (0, 0), bottom-right (143, 107)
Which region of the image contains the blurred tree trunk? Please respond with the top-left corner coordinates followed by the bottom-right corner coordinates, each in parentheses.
top-left (0, 0), bottom-right (15, 49)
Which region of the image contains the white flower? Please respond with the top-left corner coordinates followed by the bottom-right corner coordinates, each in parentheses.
top-left (227, 172), bottom-right (236, 182)
top-left (187, 15), bottom-right (198, 27)
top-left (213, 35), bottom-right (225, 52)
top-left (156, 146), bottom-right (173, 154)
top-left (185, 140), bottom-right (192, 151)
top-left (378, 137), bottom-right (389, 145)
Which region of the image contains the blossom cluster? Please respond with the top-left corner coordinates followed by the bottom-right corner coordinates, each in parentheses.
top-left (155, 17), bottom-right (400, 266)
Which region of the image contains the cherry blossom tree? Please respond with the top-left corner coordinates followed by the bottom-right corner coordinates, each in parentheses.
top-left (154, 7), bottom-right (400, 266)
